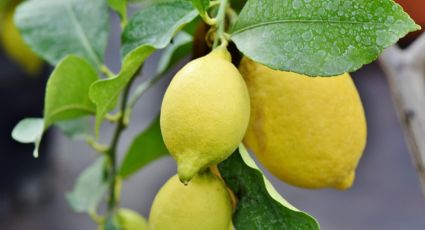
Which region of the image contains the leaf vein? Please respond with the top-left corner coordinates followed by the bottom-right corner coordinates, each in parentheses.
top-left (232, 19), bottom-right (384, 36)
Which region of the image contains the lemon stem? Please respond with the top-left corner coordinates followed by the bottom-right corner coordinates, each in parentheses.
top-left (213, 0), bottom-right (229, 49)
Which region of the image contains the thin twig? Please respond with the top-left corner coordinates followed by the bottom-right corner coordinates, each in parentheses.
top-left (106, 72), bottom-right (137, 216)
top-left (213, 0), bottom-right (229, 48)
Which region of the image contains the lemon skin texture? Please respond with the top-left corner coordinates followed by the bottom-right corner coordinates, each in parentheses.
top-left (160, 47), bottom-right (250, 183)
top-left (149, 172), bottom-right (232, 230)
top-left (240, 58), bottom-right (367, 190)
top-left (0, 9), bottom-right (42, 75)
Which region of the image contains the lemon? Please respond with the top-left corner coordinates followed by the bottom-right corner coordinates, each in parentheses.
top-left (240, 58), bottom-right (367, 190)
top-left (98, 209), bottom-right (148, 230)
top-left (149, 172), bottom-right (232, 230)
top-left (160, 47), bottom-right (250, 183)
top-left (0, 7), bottom-right (42, 75)
top-left (116, 209), bottom-right (149, 230)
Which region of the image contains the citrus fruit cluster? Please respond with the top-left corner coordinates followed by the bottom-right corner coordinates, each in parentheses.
top-left (150, 46), bottom-right (366, 229)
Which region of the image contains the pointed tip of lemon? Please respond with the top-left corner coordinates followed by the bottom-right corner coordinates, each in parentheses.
top-left (177, 160), bottom-right (203, 185)
top-left (335, 171), bottom-right (355, 190)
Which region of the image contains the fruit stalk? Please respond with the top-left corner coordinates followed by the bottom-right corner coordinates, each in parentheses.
top-left (213, 0), bottom-right (229, 48)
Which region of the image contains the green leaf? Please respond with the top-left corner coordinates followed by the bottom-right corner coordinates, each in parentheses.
top-left (14, 0), bottom-right (109, 67)
top-left (108, 0), bottom-right (127, 19)
top-left (66, 157), bottom-right (108, 213)
top-left (156, 31), bottom-right (193, 75)
top-left (119, 116), bottom-right (168, 179)
top-left (231, 0), bottom-right (420, 76)
top-left (231, 0), bottom-right (247, 13)
top-left (89, 0), bottom-right (197, 135)
top-left (191, 0), bottom-right (209, 16)
top-left (11, 118), bottom-right (44, 158)
top-left (105, 217), bottom-right (122, 230)
top-left (121, 0), bottom-right (197, 57)
top-left (44, 55), bottom-right (98, 128)
top-left (55, 117), bottom-right (92, 140)
top-left (218, 145), bottom-right (320, 230)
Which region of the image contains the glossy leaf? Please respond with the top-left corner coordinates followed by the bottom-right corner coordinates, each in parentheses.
top-left (66, 157), bottom-right (108, 213)
top-left (44, 55), bottom-right (98, 128)
top-left (231, 0), bottom-right (420, 76)
top-left (218, 145), bottom-right (320, 229)
top-left (119, 117), bottom-right (168, 179)
top-left (89, 0), bottom-right (197, 135)
top-left (14, 0), bottom-right (109, 67)
top-left (11, 118), bottom-right (44, 158)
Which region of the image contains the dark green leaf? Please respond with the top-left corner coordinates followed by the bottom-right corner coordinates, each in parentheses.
top-left (14, 0), bottom-right (109, 67)
top-left (231, 0), bottom-right (420, 76)
top-left (44, 55), bottom-right (98, 128)
top-left (105, 216), bottom-right (122, 230)
top-left (230, 0), bottom-right (247, 13)
top-left (66, 157), bottom-right (108, 213)
top-left (55, 117), bottom-right (92, 140)
top-left (119, 116), bottom-right (168, 179)
top-left (11, 118), bottom-right (44, 158)
top-left (89, 0), bottom-right (197, 135)
top-left (218, 145), bottom-right (320, 230)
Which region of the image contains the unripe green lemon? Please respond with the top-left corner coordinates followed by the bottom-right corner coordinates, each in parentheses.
top-left (0, 9), bottom-right (42, 75)
top-left (116, 209), bottom-right (149, 230)
top-left (98, 209), bottom-right (148, 230)
top-left (149, 172), bottom-right (232, 230)
top-left (240, 58), bottom-right (367, 190)
top-left (160, 47), bottom-right (250, 183)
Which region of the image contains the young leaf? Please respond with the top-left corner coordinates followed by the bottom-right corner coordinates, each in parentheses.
top-left (44, 55), bottom-right (98, 128)
top-left (14, 0), bottom-right (109, 67)
top-left (89, 0), bottom-right (197, 135)
top-left (55, 117), bottom-right (92, 141)
top-left (66, 157), bottom-right (108, 213)
top-left (11, 118), bottom-right (44, 158)
top-left (119, 116), bottom-right (168, 179)
top-left (218, 145), bottom-right (320, 230)
top-left (231, 0), bottom-right (420, 76)
top-left (191, 0), bottom-right (209, 16)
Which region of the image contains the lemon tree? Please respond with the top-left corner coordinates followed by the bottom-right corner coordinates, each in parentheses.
top-left (9, 0), bottom-right (419, 229)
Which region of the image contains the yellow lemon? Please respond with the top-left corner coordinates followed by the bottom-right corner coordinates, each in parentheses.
top-left (160, 47), bottom-right (250, 183)
top-left (0, 8), bottom-right (42, 75)
top-left (240, 58), bottom-right (367, 190)
top-left (149, 172), bottom-right (232, 230)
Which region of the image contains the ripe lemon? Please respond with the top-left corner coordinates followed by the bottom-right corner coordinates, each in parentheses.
top-left (149, 172), bottom-right (232, 230)
top-left (240, 58), bottom-right (367, 190)
top-left (160, 47), bottom-right (250, 183)
top-left (0, 8), bottom-right (42, 75)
